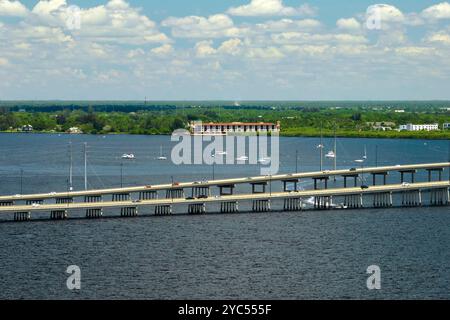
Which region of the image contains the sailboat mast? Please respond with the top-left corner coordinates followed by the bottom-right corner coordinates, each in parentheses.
top-left (333, 125), bottom-right (337, 172)
top-left (69, 141), bottom-right (73, 190)
top-left (320, 123), bottom-right (323, 171)
top-left (84, 142), bottom-right (87, 190)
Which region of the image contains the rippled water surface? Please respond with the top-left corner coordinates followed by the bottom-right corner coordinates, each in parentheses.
top-left (0, 133), bottom-right (449, 299)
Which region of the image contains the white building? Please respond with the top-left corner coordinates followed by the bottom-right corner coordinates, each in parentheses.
top-left (444, 123), bottom-right (450, 130)
top-left (190, 121), bottom-right (281, 135)
top-left (399, 123), bottom-right (439, 131)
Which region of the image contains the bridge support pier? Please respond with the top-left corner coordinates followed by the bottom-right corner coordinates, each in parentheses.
top-left (401, 190), bottom-right (422, 207)
top-left (155, 205), bottom-right (172, 216)
top-left (343, 174), bottom-right (358, 188)
top-left (313, 177), bottom-right (329, 190)
top-left (84, 195), bottom-right (102, 203)
top-left (50, 210), bottom-right (68, 220)
top-left (192, 186), bottom-right (210, 198)
top-left (56, 197), bottom-right (73, 204)
top-left (188, 203), bottom-right (206, 215)
top-left (344, 194), bottom-right (363, 208)
top-left (283, 179), bottom-right (299, 192)
top-left (427, 168), bottom-right (444, 182)
top-left (14, 212), bottom-right (31, 222)
top-left (220, 202), bottom-right (238, 213)
top-left (121, 207), bottom-right (138, 217)
top-left (86, 208), bottom-right (103, 219)
top-left (400, 170), bottom-right (417, 183)
top-left (139, 190), bottom-right (158, 200)
top-left (283, 198), bottom-right (302, 211)
top-left (251, 182), bottom-right (267, 194)
top-left (112, 193), bottom-right (130, 202)
top-left (219, 185), bottom-right (235, 196)
top-left (372, 172), bottom-right (388, 186)
top-left (314, 196), bottom-right (333, 209)
top-left (429, 188), bottom-right (448, 206)
top-left (166, 188), bottom-right (185, 199)
top-left (252, 199), bottom-right (270, 212)
top-left (0, 201), bottom-right (14, 207)
top-left (372, 192), bottom-right (393, 208)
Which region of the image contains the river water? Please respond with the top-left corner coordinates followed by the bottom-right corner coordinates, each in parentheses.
top-left (0, 133), bottom-right (449, 299)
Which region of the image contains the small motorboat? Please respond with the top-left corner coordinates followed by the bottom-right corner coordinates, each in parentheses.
top-left (122, 153), bottom-right (135, 159)
top-left (325, 151), bottom-right (335, 159)
top-left (236, 155), bottom-right (249, 161)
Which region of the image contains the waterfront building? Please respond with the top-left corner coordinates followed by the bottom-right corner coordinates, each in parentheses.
top-left (190, 121), bottom-right (281, 135)
top-left (399, 123), bottom-right (439, 131)
top-left (443, 123), bottom-right (450, 130)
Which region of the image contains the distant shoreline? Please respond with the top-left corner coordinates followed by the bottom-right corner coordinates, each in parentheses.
top-left (1, 130), bottom-right (449, 141)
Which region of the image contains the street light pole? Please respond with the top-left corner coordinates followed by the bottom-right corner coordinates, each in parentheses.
top-left (120, 162), bottom-right (123, 188)
top-left (20, 169), bottom-right (23, 194)
top-left (295, 150), bottom-right (298, 173)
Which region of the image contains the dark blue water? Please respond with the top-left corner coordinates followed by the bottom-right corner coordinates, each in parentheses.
top-left (0, 133), bottom-right (449, 299)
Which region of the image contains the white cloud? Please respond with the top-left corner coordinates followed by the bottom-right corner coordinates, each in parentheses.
top-left (336, 18), bottom-right (361, 31)
top-left (422, 2), bottom-right (450, 20)
top-left (195, 40), bottom-right (217, 57)
top-left (227, 0), bottom-right (316, 17)
top-left (425, 31), bottom-right (450, 45)
top-left (0, 57), bottom-right (10, 66)
top-left (0, 0), bottom-right (28, 17)
top-left (218, 38), bottom-right (243, 55)
top-left (162, 14), bottom-right (241, 38)
top-left (255, 18), bottom-right (321, 32)
top-left (151, 44), bottom-right (174, 55)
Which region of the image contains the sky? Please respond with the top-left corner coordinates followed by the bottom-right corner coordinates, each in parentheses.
top-left (1, 0), bottom-right (450, 100)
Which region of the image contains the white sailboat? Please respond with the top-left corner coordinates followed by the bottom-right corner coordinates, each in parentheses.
top-left (157, 145), bottom-right (167, 160)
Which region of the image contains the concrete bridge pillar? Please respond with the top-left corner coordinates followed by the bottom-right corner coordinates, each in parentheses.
top-left (112, 193), bottom-right (130, 202)
top-left (14, 211), bottom-right (31, 222)
top-left (251, 182), bottom-right (267, 194)
top-left (155, 205), bottom-right (172, 215)
top-left (84, 195), bottom-right (102, 203)
top-left (429, 188), bottom-right (448, 206)
top-left (252, 199), bottom-right (270, 212)
top-left (344, 194), bottom-right (363, 208)
top-left (314, 196), bottom-right (333, 209)
top-left (165, 188), bottom-right (185, 199)
top-left (86, 208), bottom-right (103, 218)
top-left (50, 210), bottom-right (68, 220)
top-left (188, 203), bottom-right (206, 214)
top-left (220, 201), bottom-right (239, 213)
top-left (283, 179), bottom-right (299, 192)
top-left (372, 192), bottom-right (393, 208)
top-left (401, 190), bottom-right (422, 207)
top-left (283, 198), bottom-right (302, 211)
top-left (192, 186), bottom-right (210, 198)
top-left (56, 197), bottom-right (73, 204)
top-left (0, 201), bottom-right (14, 207)
top-left (218, 185), bottom-right (235, 196)
top-left (139, 190), bottom-right (158, 200)
top-left (120, 207), bottom-right (138, 217)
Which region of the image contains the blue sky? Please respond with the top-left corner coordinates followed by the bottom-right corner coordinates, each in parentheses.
top-left (1, 0), bottom-right (450, 100)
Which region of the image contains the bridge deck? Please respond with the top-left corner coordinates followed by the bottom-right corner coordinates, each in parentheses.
top-left (0, 181), bottom-right (448, 214)
top-left (0, 162), bottom-right (449, 202)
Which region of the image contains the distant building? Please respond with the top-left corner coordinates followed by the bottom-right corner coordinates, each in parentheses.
top-left (367, 122), bottom-right (395, 131)
top-left (399, 124), bottom-right (439, 131)
top-left (21, 124), bottom-right (33, 132)
top-left (190, 121), bottom-right (281, 135)
top-left (443, 123), bottom-right (450, 130)
top-left (67, 127), bottom-right (83, 134)
top-left (394, 109), bottom-right (405, 113)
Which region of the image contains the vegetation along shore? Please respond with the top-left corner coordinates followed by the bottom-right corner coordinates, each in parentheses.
top-left (1, 101), bottom-right (449, 140)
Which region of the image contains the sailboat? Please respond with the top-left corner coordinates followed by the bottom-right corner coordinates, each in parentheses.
top-left (157, 145), bottom-right (167, 160)
top-left (363, 146), bottom-right (367, 160)
top-left (325, 151), bottom-right (335, 159)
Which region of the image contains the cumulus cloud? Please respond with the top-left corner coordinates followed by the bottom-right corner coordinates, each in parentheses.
top-left (422, 2), bottom-right (450, 20)
top-left (227, 0), bottom-right (316, 17)
top-left (162, 14), bottom-right (242, 38)
top-left (151, 44), bottom-right (174, 55)
top-left (0, 0), bottom-right (28, 17)
top-left (336, 18), bottom-right (361, 31)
